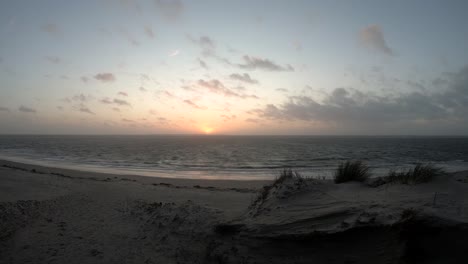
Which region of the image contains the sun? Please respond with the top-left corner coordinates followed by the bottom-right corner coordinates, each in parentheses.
top-left (202, 127), bottom-right (214, 134)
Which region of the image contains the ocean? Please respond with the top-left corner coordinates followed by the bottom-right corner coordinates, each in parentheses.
top-left (0, 135), bottom-right (468, 180)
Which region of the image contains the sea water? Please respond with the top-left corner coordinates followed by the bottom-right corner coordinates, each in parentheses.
top-left (0, 135), bottom-right (467, 180)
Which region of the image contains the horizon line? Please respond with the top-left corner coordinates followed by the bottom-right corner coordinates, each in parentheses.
top-left (0, 133), bottom-right (468, 137)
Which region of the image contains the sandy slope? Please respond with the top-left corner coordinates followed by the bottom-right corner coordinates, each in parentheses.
top-left (1, 159), bottom-right (468, 263)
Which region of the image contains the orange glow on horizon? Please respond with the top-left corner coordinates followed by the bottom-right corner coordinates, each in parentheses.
top-left (201, 127), bottom-right (214, 134)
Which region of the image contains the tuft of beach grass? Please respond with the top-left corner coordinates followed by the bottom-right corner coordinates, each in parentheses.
top-left (334, 160), bottom-right (371, 184)
top-left (386, 164), bottom-right (445, 185)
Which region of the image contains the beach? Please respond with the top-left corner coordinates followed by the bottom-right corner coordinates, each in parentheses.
top-left (1, 159), bottom-right (468, 263)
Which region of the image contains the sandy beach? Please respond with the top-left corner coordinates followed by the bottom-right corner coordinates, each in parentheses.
top-left (1, 159), bottom-right (468, 263)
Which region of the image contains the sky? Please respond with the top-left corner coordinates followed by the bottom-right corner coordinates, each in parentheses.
top-left (1, 0), bottom-right (468, 135)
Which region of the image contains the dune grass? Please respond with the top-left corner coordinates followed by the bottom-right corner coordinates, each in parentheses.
top-left (251, 168), bottom-right (303, 209)
top-left (260, 168), bottom-right (302, 200)
top-left (272, 168), bottom-right (301, 186)
top-left (387, 164), bottom-right (445, 185)
top-left (334, 160), bottom-right (371, 184)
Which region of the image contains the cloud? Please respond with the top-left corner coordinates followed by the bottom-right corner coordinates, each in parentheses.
top-left (292, 41), bottom-right (302, 51)
top-left (113, 98), bottom-right (131, 106)
top-left (18, 106), bottom-right (37, 113)
top-left (188, 35), bottom-right (235, 66)
top-left (245, 118), bottom-right (261, 123)
top-left (113, 107), bottom-right (120, 112)
top-left (221, 114), bottom-right (236, 122)
top-left (80, 76), bottom-right (89, 83)
top-left (72, 94), bottom-right (92, 102)
top-left (155, 0), bottom-right (184, 20)
top-left (197, 79), bottom-right (259, 99)
top-left (229, 73), bottom-right (259, 84)
top-left (188, 35), bottom-right (216, 57)
top-left (276, 88), bottom-right (289, 92)
top-left (183, 99), bottom-right (205, 109)
top-left (248, 65), bottom-right (468, 133)
top-left (100, 98), bottom-right (113, 104)
top-left (238, 55), bottom-right (294, 71)
top-left (198, 58), bottom-right (208, 69)
top-left (0, 106), bottom-right (10, 112)
top-left (141, 74), bottom-right (150, 81)
top-left (44, 56), bottom-right (61, 64)
top-left (41, 23), bottom-right (61, 36)
top-left (144, 25), bottom-right (155, 39)
top-left (169, 49), bottom-right (180, 57)
top-left (118, 91), bottom-right (128, 96)
top-left (117, 27), bottom-right (140, 46)
top-left (163, 90), bottom-right (175, 98)
top-left (139, 87), bottom-right (147, 92)
top-left (158, 117), bottom-right (170, 124)
top-left (79, 106), bottom-right (94, 115)
top-left (359, 25), bottom-right (394, 55)
top-left (94, 73), bottom-right (116, 83)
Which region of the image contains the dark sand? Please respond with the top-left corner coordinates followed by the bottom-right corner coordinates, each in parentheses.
top-left (1, 159), bottom-right (468, 263)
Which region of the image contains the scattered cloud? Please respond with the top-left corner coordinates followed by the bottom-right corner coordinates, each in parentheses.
top-left (154, 0), bottom-right (184, 20)
top-left (198, 58), bottom-right (208, 69)
top-left (80, 76), bottom-right (89, 83)
top-left (245, 118), bottom-right (261, 123)
top-left (0, 106), bottom-right (10, 112)
top-left (359, 25), bottom-right (394, 56)
top-left (158, 117), bottom-right (170, 124)
top-left (276, 88), bottom-right (289, 92)
top-left (122, 118), bottom-right (134, 123)
top-left (188, 35), bottom-right (216, 57)
top-left (118, 27), bottom-right (140, 46)
top-left (44, 56), bottom-right (61, 64)
top-left (183, 99), bottom-right (205, 109)
top-left (163, 90), bottom-right (175, 98)
top-left (118, 91), bottom-right (128, 96)
top-left (94, 73), bottom-right (116, 83)
top-left (41, 23), bottom-right (61, 36)
top-left (79, 106), bottom-right (94, 115)
top-left (292, 41), bottom-right (302, 51)
top-left (113, 107), bottom-right (120, 112)
top-left (221, 114), bottom-right (236, 122)
top-left (169, 49), bottom-right (180, 57)
top-left (197, 79), bottom-right (259, 99)
top-left (100, 97), bottom-right (113, 104)
top-left (181, 85), bottom-right (195, 91)
top-left (71, 94), bottom-right (92, 102)
top-left (144, 25), bottom-right (155, 39)
top-left (141, 74), bottom-right (150, 81)
top-left (18, 106), bottom-right (37, 113)
top-left (113, 98), bottom-right (131, 106)
top-left (238, 55), bottom-right (294, 71)
top-left (139, 86), bottom-right (147, 92)
top-left (229, 73), bottom-right (259, 84)
top-left (57, 106), bottom-right (63, 111)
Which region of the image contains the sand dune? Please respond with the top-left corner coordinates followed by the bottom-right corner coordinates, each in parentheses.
top-left (1, 159), bottom-right (468, 263)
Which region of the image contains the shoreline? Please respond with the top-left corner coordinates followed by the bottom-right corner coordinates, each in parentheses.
top-left (0, 155), bottom-right (284, 181)
top-left (2, 156), bottom-right (468, 184)
top-left (0, 159), bottom-right (270, 190)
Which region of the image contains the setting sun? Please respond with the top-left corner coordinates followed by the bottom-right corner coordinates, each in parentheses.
top-left (202, 127), bottom-right (214, 134)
